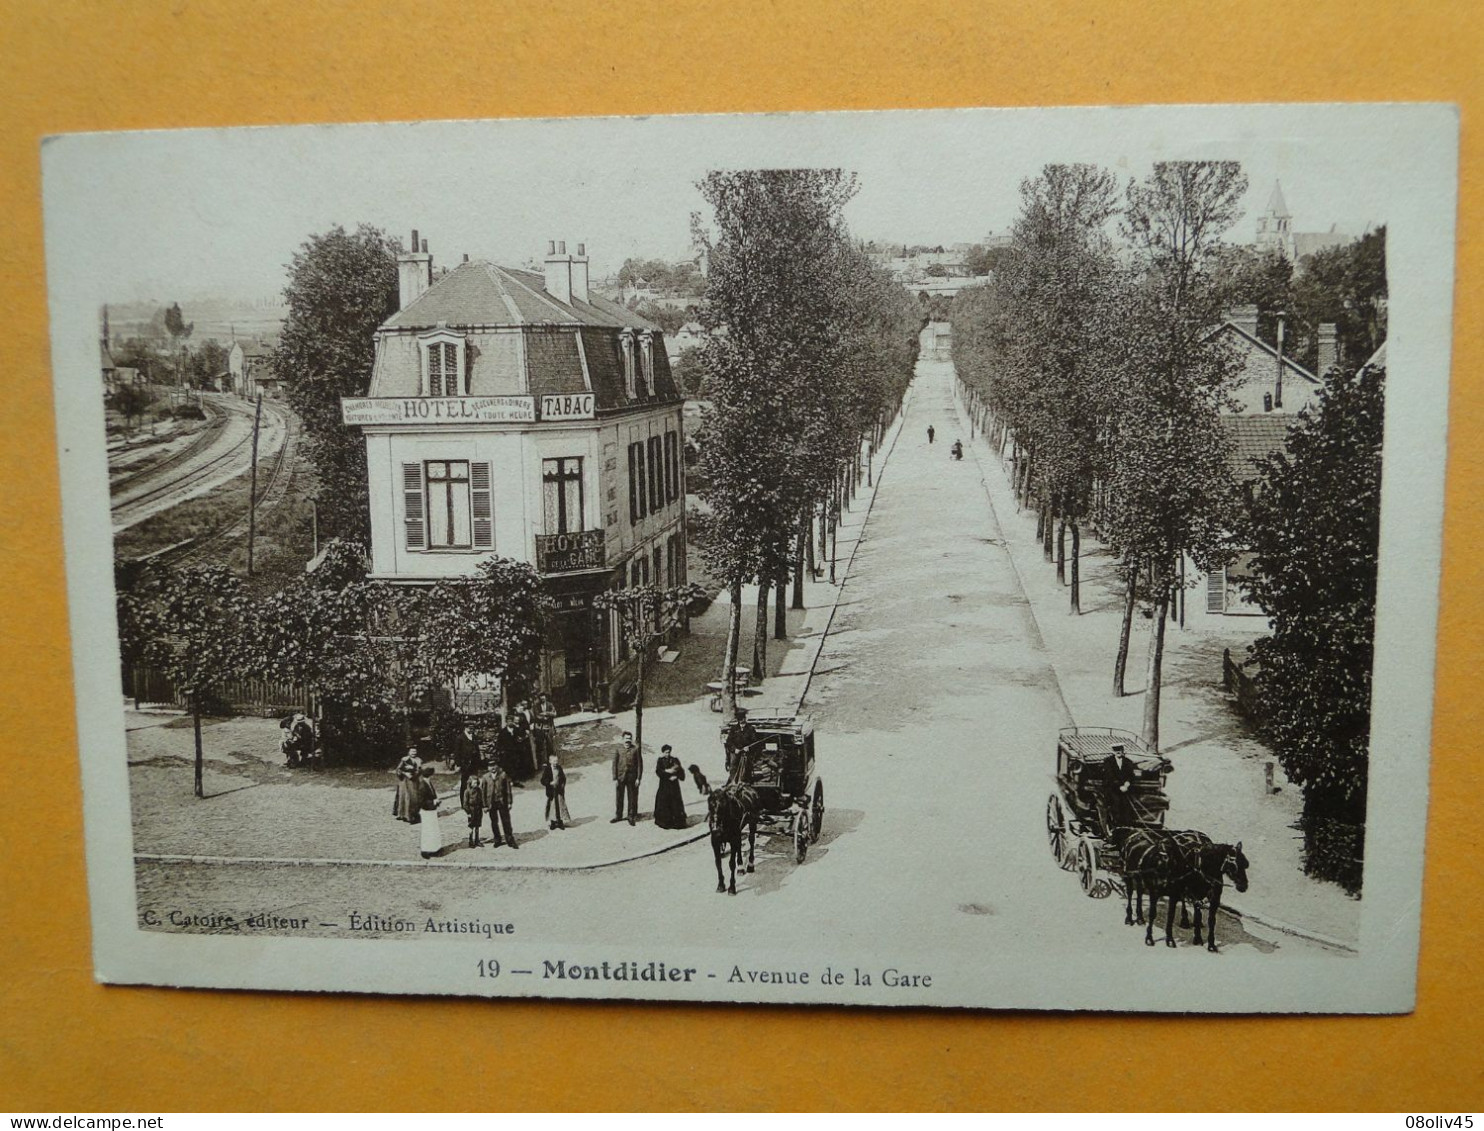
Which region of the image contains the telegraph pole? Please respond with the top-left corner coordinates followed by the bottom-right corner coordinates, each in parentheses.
top-left (247, 393), bottom-right (263, 576)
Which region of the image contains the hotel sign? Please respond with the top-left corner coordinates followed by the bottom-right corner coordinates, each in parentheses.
top-left (540, 393), bottom-right (595, 421)
top-left (340, 396), bottom-right (536, 425)
top-left (536, 529), bottom-right (606, 575)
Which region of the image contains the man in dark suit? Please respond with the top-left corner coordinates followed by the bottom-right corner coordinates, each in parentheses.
top-left (612, 731), bottom-right (643, 825)
top-left (1104, 743), bottom-right (1141, 829)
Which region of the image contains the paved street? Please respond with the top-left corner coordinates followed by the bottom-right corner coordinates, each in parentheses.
top-left (136, 358), bottom-right (1344, 962)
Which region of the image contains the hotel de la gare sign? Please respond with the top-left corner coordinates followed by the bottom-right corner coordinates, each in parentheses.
top-left (340, 393), bottom-right (596, 426)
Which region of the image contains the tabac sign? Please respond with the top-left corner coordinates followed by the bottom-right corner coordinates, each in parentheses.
top-left (340, 396), bottom-right (536, 425)
top-left (540, 393), bottom-right (596, 421)
top-left (535, 529), bottom-right (606, 575)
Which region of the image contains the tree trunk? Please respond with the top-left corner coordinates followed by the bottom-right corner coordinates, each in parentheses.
top-left (866, 440), bottom-right (873, 486)
top-left (1035, 502), bottom-right (1045, 542)
top-left (1042, 503), bottom-right (1054, 561)
top-left (1113, 558), bottom-right (1137, 696)
top-left (1070, 521), bottom-right (1081, 614)
top-left (829, 496), bottom-right (839, 584)
top-left (192, 694), bottom-right (204, 799)
top-left (806, 507), bottom-right (817, 582)
top-left (722, 577), bottom-right (743, 720)
top-left (775, 560), bottom-right (788, 640)
top-left (818, 498), bottom-right (828, 565)
top-left (1142, 587), bottom-right (1169, 751)
top-left (752, 578), bottom-right (769, 678)
top-left (792, 520), bottom-right (806, 609)
top-left (633, 641), bottom-right (647, 758)
top-left (1056, 515), bottom-right (1067, 584)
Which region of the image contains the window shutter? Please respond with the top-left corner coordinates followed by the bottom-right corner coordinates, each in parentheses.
top-left (628, 443), bottom-right (641, 522)
top-left (403, 462), bottom-right (426, 550)
top-left (1205, 568), bottom-right (1226, 614)
top-left (471, 462), bottom-right (493, 548)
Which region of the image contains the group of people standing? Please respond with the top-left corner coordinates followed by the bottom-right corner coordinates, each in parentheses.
top-left (393, 718), bottom-right (693, 860)
top-left (611, 732), bottom-right (689, 830)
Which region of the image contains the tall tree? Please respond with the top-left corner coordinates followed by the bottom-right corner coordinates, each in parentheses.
top-left (275, 224), bottom-right (400, 545)
top-left (1113, 160), bottom-right (1248, 748)
top-left (151, 565), bottom-right (253, 797)
top-left (1244, 362), bottom-right (1384, 894)
top-left (1292, 226), bottom-right (1388, 371)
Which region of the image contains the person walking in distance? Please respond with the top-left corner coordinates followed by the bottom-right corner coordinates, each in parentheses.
top-left (539, 751), bottom-right (570, 831)
top-left (612, 731), bottom-right (643, 825)
top-left (481, 759), bottom-right (517, 849)
top-left (927, 425), bottom-right (935, 445)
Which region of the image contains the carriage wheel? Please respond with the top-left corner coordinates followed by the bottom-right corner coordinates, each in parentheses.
top-left (1047, 795), bottom-right (1070, 868)
top-left (810, 782), bottom-right (824, 843)
top-left (793, 811), bottom-right (809, 863)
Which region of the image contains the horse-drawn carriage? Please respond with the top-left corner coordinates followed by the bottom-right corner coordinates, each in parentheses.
top-left (1045, 726), bottom-right (1172, 898)
top-left (721, 711), bottom-right (825, 863)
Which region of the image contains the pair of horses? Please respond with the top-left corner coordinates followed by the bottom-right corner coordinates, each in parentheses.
top-left (1108, 825), bottom-right (1249, 951)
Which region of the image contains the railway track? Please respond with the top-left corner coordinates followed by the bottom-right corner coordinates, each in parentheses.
top-left (111, 396), bottom-right (288, 534)
top-left (110, 410), bottom-right (229, 497)
top-left (163, 411), bottom-right (301, 568)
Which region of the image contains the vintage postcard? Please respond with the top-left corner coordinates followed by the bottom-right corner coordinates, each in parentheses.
top-left (42, 104), bottom-right (1456, 1010)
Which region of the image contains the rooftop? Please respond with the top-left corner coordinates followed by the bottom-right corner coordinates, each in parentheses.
top-left (384, 260), bottom-right (660, 333)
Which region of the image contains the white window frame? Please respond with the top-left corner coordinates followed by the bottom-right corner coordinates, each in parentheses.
top-left (620, 329), bottom-right (637, 400)
top-left (418, 328), bottom-right (467, 397)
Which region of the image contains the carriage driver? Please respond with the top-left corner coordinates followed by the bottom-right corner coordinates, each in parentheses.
top-left (1104, 743), bottom-right (1140, 829)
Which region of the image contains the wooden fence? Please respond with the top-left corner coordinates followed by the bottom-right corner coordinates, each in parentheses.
top-left (1221, 648), bottom-right (1264, 721)
top-left (124, 665), bottom-right (313, 717)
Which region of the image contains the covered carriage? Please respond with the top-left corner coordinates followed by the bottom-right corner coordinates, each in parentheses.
top-left (1046, 726), bottom-right (1172, 897)
top-left (720, 711), bottom-right (825, 863)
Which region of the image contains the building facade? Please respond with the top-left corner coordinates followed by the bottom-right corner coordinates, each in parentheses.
top-left (343, 234), bottom-right (687, 712)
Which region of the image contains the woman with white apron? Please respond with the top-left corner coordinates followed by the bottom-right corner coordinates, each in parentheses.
top-left (416, 765), bottom-right (442, 859)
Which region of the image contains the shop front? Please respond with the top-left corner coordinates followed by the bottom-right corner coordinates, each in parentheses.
top-left (538, 531), bottom-right (610, 713)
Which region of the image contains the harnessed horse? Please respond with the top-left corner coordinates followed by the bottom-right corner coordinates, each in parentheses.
top-left (709, 744), bottom-right (761, 894)
top-left (1143, 831), bottom-right (1249, 950)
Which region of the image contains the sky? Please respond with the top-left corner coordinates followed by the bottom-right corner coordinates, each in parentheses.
top-left (41, 104), bottom-right (1424, 305)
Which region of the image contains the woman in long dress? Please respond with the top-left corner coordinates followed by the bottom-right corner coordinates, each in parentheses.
top-left (392, 749), bottom-right (422, 823)
top-left (653, 744), bottom-right (688, 829)
top-left (416, 765), bottom-right (442, 859)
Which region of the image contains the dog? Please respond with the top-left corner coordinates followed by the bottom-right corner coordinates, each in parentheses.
top-left (689, 765), bottom-right (712, 795)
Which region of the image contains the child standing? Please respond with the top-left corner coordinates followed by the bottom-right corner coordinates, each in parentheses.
top-left (461, 771), bottom-right (485, 848)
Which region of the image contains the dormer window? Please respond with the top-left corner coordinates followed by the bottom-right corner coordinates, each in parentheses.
top-left (638, 332), bottom-right (654, 399)
top-left (620, 329), bottom-right (637, 400)
top-left (419, 327), bottom-right (466, 396)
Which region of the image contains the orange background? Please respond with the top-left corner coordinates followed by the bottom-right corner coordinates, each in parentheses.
top-left (1, 0), bottom-right (1480, 1112)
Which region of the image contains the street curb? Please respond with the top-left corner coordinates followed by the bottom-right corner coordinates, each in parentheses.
top-left (134, 827), bottom-right (713, 874)
top-left (797, 388), bottom-right (914, 713)
top-left (1220, 904), bottom-right (1359, 953)
top-left (952, 385), bottom-right (1075, 728)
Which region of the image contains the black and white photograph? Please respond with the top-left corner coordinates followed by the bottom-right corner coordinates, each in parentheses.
top-left (43, 103), bottom-right (1456, 1011)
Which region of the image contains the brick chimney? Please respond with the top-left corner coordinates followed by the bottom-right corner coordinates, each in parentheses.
top-left (1317, 323), bottom-right (1338, 376)
top-left (398, 228), bottom-right (433, 310)
top-left (571, 242), bottom-right (590, 304)
top-left (1226, 304), bottom-right (1260, 338)
top-left (544, 240), bottom-right (572, 306)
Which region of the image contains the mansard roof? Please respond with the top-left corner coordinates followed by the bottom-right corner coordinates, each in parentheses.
top-left (383, 260), bottom-right (660, 333)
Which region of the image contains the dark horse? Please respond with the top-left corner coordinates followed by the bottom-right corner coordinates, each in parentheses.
top-left (1144, 830), bottom-right (1250, 951)
top-left (708, 784), bottom-right (759, 894)
top-left (1106, 825), bottom-right (1169, 928)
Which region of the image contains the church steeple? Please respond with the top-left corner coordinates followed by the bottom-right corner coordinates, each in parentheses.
top-left (1255, 180), bottom-right (1294, 257)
